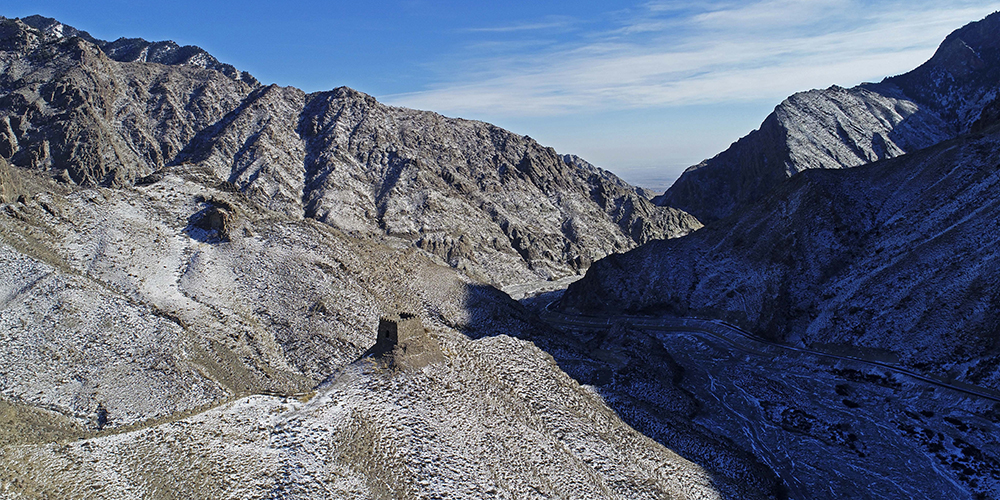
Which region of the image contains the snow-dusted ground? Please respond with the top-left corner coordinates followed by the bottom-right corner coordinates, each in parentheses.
top-left (1, 331), bottom-right (731, 499)
top-left (0, 165), bottom-right (763, 498)
top-left (501, 274), bottom-right (583, 301)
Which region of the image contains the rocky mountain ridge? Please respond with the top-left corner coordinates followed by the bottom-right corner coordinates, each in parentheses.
top-left (174, 83), bottom-right (701, 284)
top-left (16, 15), bottom-right (257, 83)
top-left (657, 11), bottom-right (1000, 222)
top-left (0, 15), bottom-right (700, 287)
top-left (0, 16), bottom-right (257, 186)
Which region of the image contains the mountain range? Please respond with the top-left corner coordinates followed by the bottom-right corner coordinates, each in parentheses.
top-left (0, 14), bottom-right (698, 287)
top-left (4, 10), bottom-right (1000, 500)
top-left (0, 14), bottom-right (765, 500)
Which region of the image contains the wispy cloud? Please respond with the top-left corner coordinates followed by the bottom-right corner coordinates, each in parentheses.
top-left (383, 1), bottom-right (1000, 117)
top-left (461, 18), bottom-right (577, 33)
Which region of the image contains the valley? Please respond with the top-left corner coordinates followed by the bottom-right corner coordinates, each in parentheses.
top-left (3, 8), bottom-right (1000, 500)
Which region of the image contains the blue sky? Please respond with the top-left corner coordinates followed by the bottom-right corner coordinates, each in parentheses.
top-left (6, 1), bottom-right (1000, 190)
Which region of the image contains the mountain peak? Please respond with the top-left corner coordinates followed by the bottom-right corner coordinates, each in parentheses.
top-left (884, 10), bottom-right (1000, 125)
top-left (924, 10), bottom-right (1000, 68)
top-left (1, 14), bottom-right (257, 85)
top-left (658, 12), bottom-right (1000, 222)
top-left (17, 14), bottom-right (98, 43)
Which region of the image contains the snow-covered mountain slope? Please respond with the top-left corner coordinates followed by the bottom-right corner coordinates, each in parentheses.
top-left (657, 12), bottom-right (1000, 222)
top-left (0, 14), bottom-right (776, 500)
top-left (0, 15), bottom-right (699, 287)
top-left (0, 134), bottom-right (772, 500)
top-left (0, 333), bottom-right (764, 500)
top-left (564, 124), bottom-right (1000, 392)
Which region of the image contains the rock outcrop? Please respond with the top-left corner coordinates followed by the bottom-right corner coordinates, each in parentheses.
top-left (0, 156), bottom-right (21, 202)
top-left (657, 12), bottom-right (1000, 222)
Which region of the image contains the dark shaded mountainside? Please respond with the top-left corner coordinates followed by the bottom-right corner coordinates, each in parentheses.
top-left (565, 127), bottom-right (1000, 389)
top-left (564, 14), bottom-right (1000, 392)
top-left (0, 15), bottom-right (699, 286)
top-left (657, 11), bottom-right (1000, 222)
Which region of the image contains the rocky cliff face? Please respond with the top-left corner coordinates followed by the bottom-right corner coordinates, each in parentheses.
top-left (657, 12), bottom-right (1000, 222)
top-left (177, 84), bottom-right (701, 284)
top-left (0, 15), bottom-right (699, 287)
top-left (0, 16), bottom-right (257, 186)
top-left (564, 125), bottom-right (1000, 391)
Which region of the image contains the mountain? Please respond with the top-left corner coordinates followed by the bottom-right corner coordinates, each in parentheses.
top-left (656, 12), bottom-right (1000, 222)
top-left (18, 14), bottom-right (258, 83)
top-left (563, 118), bottom-right (1000, 392)
top-left (554, 13), bottom-right (1000, 499)
top-left (0, 15), bottom-right (777, 499)
top-left (0, 164), bottom-right (753, 496)
top-left (174, 84), bottom-right (701, 285)
top-left (0, 16), bottom-right (257, 186)
top-left (0, 15), bottom-right (699, 287)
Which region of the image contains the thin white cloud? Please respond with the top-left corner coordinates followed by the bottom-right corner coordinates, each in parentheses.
top-left (383, 1), bottom-right (1000, 117)
top-left (462, 19), bottom-right (576, 33)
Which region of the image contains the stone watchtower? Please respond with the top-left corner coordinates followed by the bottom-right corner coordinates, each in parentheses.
top-left (370, 311), bottom-right (443, 369)
top-left (375, 312), bottom-right (424, 350)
